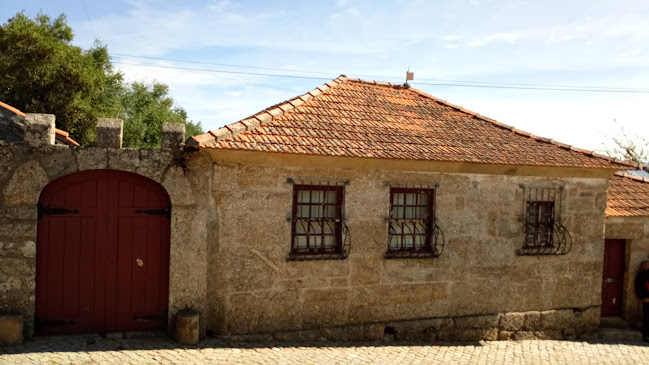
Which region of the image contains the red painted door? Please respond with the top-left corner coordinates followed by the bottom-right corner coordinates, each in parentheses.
top-left (36, 170), bottom-right (170, 335)
top-left (601, 239), bottom-right (626, 317)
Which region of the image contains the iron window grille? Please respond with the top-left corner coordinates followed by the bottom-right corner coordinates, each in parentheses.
top-left (520, 187), bottom-right (572, 256)
top-left (386, 187), bottom-right (443, 258)
top-left (289, 184), bottom-right (348, 260)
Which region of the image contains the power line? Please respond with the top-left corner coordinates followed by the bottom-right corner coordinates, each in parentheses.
top-left (411, 82), bottom-right (649, 94)
top-left (110, 52), bottom-right (649, 92)
top-left (112, 61), bottom-right (649, 94)
top-left (112, 61), bottom-right (333, 80)
top-left (80, 0), bottom-right (97, 40)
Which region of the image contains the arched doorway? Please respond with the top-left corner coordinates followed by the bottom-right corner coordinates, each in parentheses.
top-left (35, 170), bottom-right (171, 335)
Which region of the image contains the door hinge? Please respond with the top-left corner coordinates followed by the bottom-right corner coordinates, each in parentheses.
top-left (135, 206), bottom-right (171, 219)
top-left (37, 203), bottom-right (80, 219)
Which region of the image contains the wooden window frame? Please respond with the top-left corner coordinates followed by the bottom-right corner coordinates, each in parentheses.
top-left (290, 185), bottom-right (344, 256)
top-left (387, 187), bottom-right (435, 255)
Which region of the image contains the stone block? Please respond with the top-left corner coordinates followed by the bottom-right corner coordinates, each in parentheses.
top-left (455, 314), bottom-right (501, 329)
top-left (2, 161), bottom-right (49, 205)
top-left (24, 114), bottom-right (55, 147)
top-left (96, 118), bottom-right (123, 148)
top-left (76, 148), bottom-right (108, 171)
top-left (501, 312), bottom-right (525, 331)
top-left (512, 331), bottom-right (536, 341)
top-left (302, 289), bottom-right (349, 328)
top-left (161, 123), bottom-right (185, 150)
top-left (498, 331), bottom-right (512, 340)
top-left (540, 309), bottom-right (576, 330)
top-left (107, 148), bottom-right (140, 171)
top-left (0, 315), bottom-right (23, 346)
top-left (523, 311), bottom-right (541, 330)
top-left (175, 309), bottom-right (200, 346)
top-left (38, 146), bottom-right (77, 179)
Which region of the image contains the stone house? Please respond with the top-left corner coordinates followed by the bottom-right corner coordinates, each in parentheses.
top-left (604, 172), bottom-right (649, 327)
top-left (0, 76), bottom-right (643, 345)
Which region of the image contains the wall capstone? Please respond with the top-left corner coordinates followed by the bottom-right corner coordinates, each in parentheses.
top-left (96, 118), bottom-right (123, 148)
top-left (161, 123), bottom-right (186, 151)
top-left (23, 114), bottom-right (55, 147)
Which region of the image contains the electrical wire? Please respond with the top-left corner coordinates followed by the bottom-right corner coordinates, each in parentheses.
top-left (81, 0), bottom-right (97, 40)
top-left (110, 52), bottom-right (649, 92)
top-left (112, 61), bottom-right (649, 94)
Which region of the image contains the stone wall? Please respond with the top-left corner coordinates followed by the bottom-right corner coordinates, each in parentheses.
top-left (605, 216), bottom-right (649, 324)
top-left (207, 156), bottom-right (609, 341)
top-left (0, 114), bottom-right (213, 339)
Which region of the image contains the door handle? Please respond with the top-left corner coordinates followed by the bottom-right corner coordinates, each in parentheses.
top-left (606, 278), bottom-right (615, 283)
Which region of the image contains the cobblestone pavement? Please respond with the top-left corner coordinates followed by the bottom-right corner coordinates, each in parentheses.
top-left (2, 335), bottom-right (649, 364)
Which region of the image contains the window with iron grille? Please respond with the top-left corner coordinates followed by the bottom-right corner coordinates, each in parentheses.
top-left (525, 201), bottom-right (554, 247)
top-left (520, 186), bottom-right (571, 255)
top-left (387, 188), bottom-right (435, 255)
top-left (291, 185), bottom-right (343, 256)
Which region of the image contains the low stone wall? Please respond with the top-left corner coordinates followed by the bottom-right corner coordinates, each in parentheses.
top-left (218, 307), bottom-right (601, 342)
top-left (0, 114), bottom-right (212, 341)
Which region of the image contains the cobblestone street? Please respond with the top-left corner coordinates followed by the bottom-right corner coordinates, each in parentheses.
top-left (2, 335), bottom-right (649, 364)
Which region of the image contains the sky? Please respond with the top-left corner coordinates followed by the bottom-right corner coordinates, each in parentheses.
top-left (3, 0), bottom-right (649, 153)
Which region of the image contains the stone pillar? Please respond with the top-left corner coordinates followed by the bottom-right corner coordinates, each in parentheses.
top-left (23, 114), bottom-right (55, 147)
top-left (161, 123), bottom-right (186, 150)
top-left (175, 309), bottom-right (200, 345)
top-left (96, 118), bottom-right (123, 148)
top-left (0, 315), bottom-right (23, 346)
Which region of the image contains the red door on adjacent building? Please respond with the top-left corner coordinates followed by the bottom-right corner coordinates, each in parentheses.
top-left (601, 239), bottom-right (626, 317)
top-left (35, 170), bottom-right (171, 335)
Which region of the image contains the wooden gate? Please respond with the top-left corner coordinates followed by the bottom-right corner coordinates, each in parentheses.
top-left (35, 170), bottom-right (171, 335)
top-left (601, 239), bottom-right (626, 317)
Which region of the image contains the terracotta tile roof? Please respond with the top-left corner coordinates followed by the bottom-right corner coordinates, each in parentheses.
top-left (0, 101), bottom-right (80, 146)
top-left (0, 101), bottom-right (26, 117)
top-left (54, 128), bottom-right (80, 147)
top-left (188, 76), bottom-right (639, 170)
top-left (607, 172), bottom-right (649, 216)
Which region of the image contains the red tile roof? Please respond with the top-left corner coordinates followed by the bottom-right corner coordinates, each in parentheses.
top-left (0, 101), bottom-right (80, 146)
top-left (607, 172), bottom-right (649, 216)
top-left (188, 76), bottom-right (638, 170)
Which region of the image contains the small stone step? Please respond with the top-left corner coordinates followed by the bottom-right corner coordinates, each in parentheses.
top-left (600, 317), bottom-right (628, 329)
top-left (598, 328), bottom-right (643, 342)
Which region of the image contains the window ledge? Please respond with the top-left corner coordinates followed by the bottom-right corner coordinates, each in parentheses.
top-left (286, 253), bottom-right (348, 262)
top-left (384, 251), bottom-right (438, 259)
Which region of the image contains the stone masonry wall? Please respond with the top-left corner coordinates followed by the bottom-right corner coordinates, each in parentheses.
top-left (208, 160), bottom-right (608, 341)
top-left (0, 115), bottom-right (213, 339)
top-left (605, 216), bottom-right (649, 325)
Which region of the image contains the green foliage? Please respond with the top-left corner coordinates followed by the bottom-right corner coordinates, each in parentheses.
top-left (0, 12), bottom-right (123, 144)
top-left (0, 12), bottom-right (203, 146)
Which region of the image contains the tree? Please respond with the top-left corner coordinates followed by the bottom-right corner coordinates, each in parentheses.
top-left (0, 12), bottom-right (203, 146)
top-left (604, 121), bottom-right (649, 171)
top-left (0, 13), bottom-right (123, 145)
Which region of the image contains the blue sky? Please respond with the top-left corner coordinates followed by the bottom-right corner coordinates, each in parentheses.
top-left (3, 0), bottom-right (649, 152)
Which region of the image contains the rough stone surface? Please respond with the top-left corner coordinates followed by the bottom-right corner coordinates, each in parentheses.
top-left (209, 158), bottom-right (609, 339)
top-left (2, 161), bottom-right (48, 205)
top-left (0, 128), bottom-right (211, 340)
top-left (161, 123), bottom-right (185, 150)
top-left (96, 118), bottom-right (123, 148)
top-left (0, 315), bottom-right (22, 346)
top-left (23, 114), bottom-right (55, 147)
